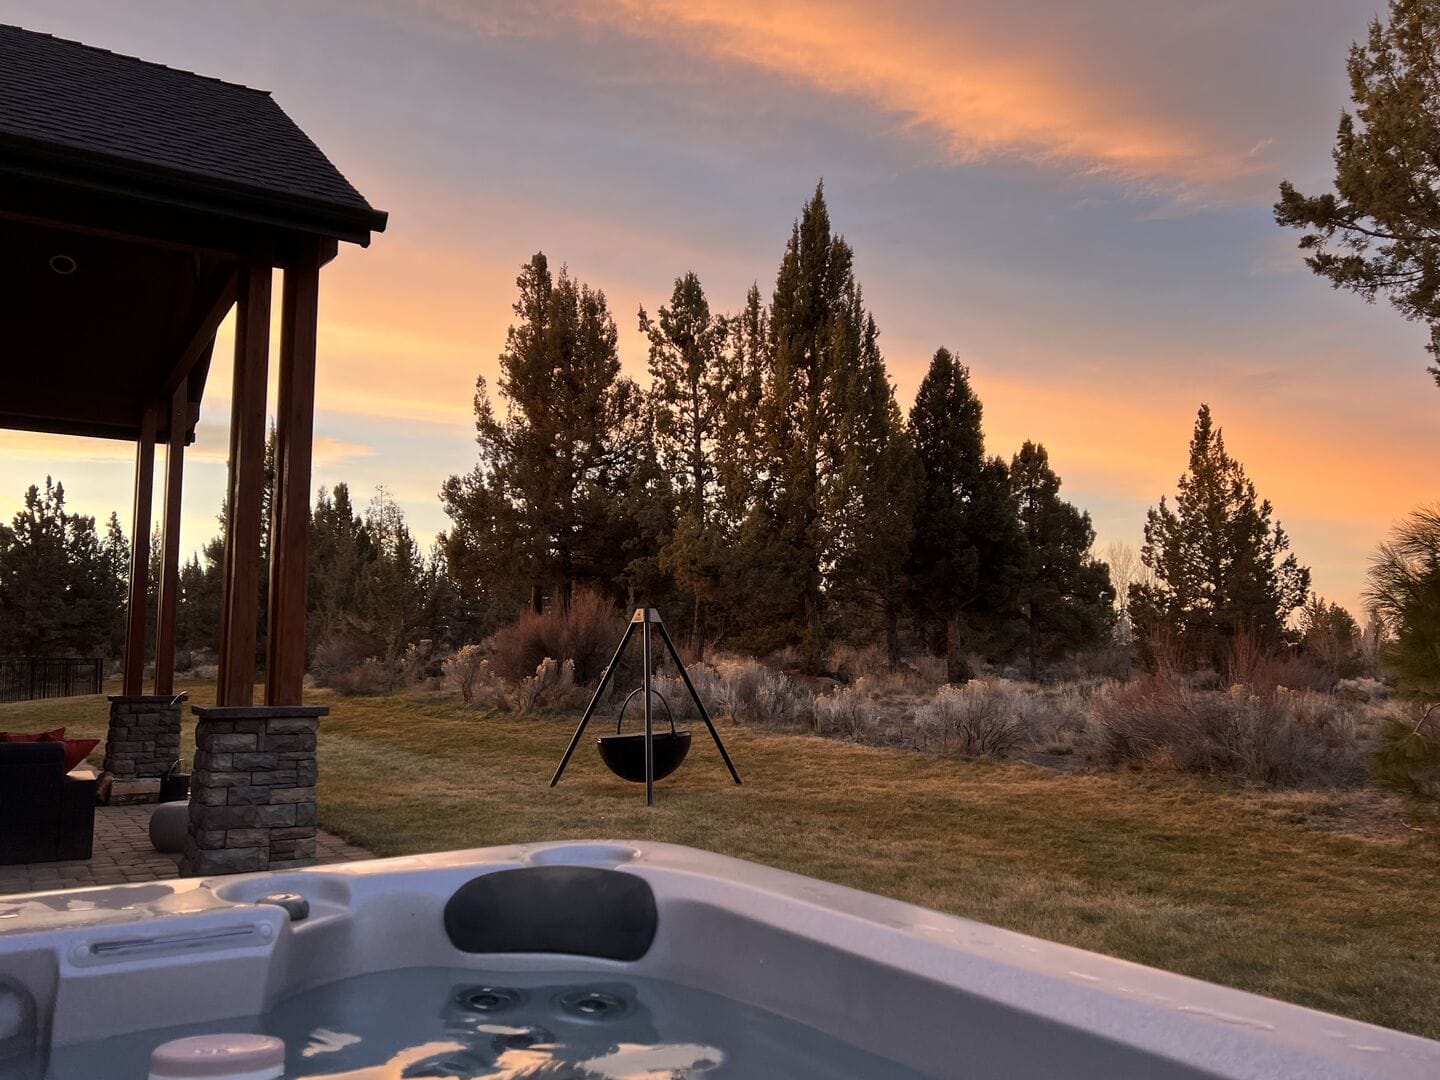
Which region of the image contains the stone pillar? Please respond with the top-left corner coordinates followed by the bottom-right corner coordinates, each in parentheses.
top-left (99, 695), bottom-right (182, 804)
top-left (180, 705), bottom-right (326, 877)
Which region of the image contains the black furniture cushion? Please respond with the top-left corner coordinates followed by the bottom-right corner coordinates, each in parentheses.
top-left (0, 740), bottom-right (96, 865)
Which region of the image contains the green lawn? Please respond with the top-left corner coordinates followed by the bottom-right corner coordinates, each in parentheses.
top-left (7, 679), bottom-right (1439, 1039)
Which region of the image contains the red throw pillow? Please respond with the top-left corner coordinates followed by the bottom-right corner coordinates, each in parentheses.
top-left (41, 735), bottom-right (98, 772)
top-left (0, 727), bottom-right (65, 743)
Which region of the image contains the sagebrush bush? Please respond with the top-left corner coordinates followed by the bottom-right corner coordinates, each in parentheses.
top-left (444, 652), bottom-right (581, 715)
top-left (486, 588), bottom-right (622, 684)
top-left (712, 660), bottom-right (814, 729)
top-left (1089, 677), bottom-right (1367, 786)
top-left (913, 681), bottom-right (1035, 757)
top-left (648, 665), bottom-right (728, 724)
top-left (442, 644), bottom-right (489, 705)
top-left (813, 688), bottom-right (880, 739)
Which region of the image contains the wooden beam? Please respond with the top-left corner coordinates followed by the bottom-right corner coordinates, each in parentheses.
top-left (152, 383), bottom-right (187, 696)
top-left (122, 400), bottom-right (158, 696)
top-left (158, 264), bottom-right (238, 398)
top-left (216, 265), bottom-right (271, 706)
top-left (265, 241), bottom-right (322, 706)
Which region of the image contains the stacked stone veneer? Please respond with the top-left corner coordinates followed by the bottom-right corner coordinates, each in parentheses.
top-left (101, 695), bottom-right (183, 804)
top-left (180, 705), bottom-right (327, 876)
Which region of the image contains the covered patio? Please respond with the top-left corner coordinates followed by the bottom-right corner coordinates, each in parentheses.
top-left (0, 24), bottom-right (386, 876)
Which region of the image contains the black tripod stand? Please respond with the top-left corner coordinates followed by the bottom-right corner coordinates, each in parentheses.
top-left (550, 607), bottom-right (741, 805)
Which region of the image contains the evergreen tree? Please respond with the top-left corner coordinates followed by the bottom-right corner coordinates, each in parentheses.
top-left (756, 182), bottom-right (891, 666)
top-left (639, 272), bottom-right (725, 648)
top-left (826, 308), bottom-right (922, 667)
top-left (704, 284), bottom-right (783, 651)
top-left (1298, 595), bottom-right (1364, 678)
top-left (175, 538), bottom-right (223, 654)
top-left (0, 478), bottom-right (126, 656)
top-left (1009, 442), bottom-right (1115, 681)
top-left (1366, 504), bottom-right (1440, 698)
top-left (442, 253), bottom-right (641, 614)
top-left (361, 489), bottom-right (429, 664)
top-left (308, 482), bottom-right (372, 648)
top-left (100, 511), bottom-right (131, 657)
top-left (908, 349), bottom-right (1024, 682)
top-left (1275, 0), bottom-right (1440, 388)
top-left (1130, 405), bottom-right (1311, 668)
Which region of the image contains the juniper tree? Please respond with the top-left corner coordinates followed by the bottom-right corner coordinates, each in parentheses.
top-left (442, 253), bottom-right (640, 614)
top-left (1130, 405), bottom-right (1310, 669)
top-left (1009, 441), bottom-right (1115, 681)
top-left (1276, 0), bottom-right (1440, 388)
top-left (908, 349), bottom-right (1024, 683)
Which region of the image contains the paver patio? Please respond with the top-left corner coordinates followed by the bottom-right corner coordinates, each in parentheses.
top-left (0, 805), bottom-right (373, 896)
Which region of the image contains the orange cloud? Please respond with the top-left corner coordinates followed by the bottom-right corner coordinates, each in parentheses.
top-left (425, 0), bottom-right (1275, 199)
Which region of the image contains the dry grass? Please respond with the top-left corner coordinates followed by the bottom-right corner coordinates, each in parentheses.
top-left (6, 679), bottom-right (1439, 1039)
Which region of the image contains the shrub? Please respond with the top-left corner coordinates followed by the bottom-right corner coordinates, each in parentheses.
top-left (310, 632), bottom-right (370, 690)
top-left (1089, 677), bottom-right (1366, 786)
top-left (714, 660), bottom-right (814, 729)
top-left (1335, 676), bottom-right (1391, 704)
top-left (442, 644), bottom-right (489, 706)
top-left (648, 665), bottom-right (728, 724)
top-left (487, 589), bottom-right (622, 684)
top-left (913, 682), bottom-right (1035, 757)
top-left (513, 657), bottom-right (578, 715)
top-left (813, 688), bottom-right (880, 739)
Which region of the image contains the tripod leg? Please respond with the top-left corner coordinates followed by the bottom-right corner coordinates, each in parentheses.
top-left (643, 620), bottom-right (655, 806)
top-left (656, 620), bottom-right (741, 785)
top-left (550, 622), bottom-right (636, 787)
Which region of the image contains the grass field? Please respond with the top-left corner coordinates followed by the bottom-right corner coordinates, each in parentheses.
top-left (7, 678), bottom-right (1438, 1039)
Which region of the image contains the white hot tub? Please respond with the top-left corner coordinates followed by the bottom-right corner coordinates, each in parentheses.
top-left (0, 841), bottom-right (1435, 1078)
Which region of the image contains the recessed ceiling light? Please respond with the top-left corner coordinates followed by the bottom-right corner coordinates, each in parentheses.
top-left (49, 254), bottom-right (78, 275)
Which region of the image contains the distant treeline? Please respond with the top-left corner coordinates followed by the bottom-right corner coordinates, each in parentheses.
top-left (3, 186), bottom-right (1388, 684)
top-left (439, 184), bottom-right (1320, 678)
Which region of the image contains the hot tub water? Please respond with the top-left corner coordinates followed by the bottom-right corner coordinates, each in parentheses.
top-left (45, 967), bottom-right (933, 1079)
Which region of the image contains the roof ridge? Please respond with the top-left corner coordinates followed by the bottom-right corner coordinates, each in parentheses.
top-left (0, 23), bottom-right (273, 96)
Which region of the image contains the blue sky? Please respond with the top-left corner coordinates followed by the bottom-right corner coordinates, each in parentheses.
top-left (1, 0), bottom-right (1433, 613)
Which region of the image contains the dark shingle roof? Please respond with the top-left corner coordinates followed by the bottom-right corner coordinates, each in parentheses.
top-left (0, 24), bottom-right (386, 238)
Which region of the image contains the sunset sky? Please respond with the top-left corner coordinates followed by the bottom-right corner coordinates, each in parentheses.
top-left (2, 0), bottom-right (1435, 615)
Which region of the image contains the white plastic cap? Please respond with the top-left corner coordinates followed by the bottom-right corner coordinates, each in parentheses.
top-left (148, 1033), bottom-right (285, 1080)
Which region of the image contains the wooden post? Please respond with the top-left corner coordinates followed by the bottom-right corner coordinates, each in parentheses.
top-left (216, 264), bottom-right (271, 706)
top-left (265, 242), bottom-right (322, 706)
top-left (122, 401), bottom-right (158, 696)
top-left (153, 383), bottom-right (188, 695)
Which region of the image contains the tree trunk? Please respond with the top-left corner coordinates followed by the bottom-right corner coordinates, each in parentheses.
top-left (692, 597), bottom-right (704, 662)
top-left (946, 614), bottom-right (973, 684)
top-left (1027, 603), bottom-right (1039, 683)
top-left (529, 582), bottom-right (543, 615)
top-left (884, 597), bottom-right (901, 670)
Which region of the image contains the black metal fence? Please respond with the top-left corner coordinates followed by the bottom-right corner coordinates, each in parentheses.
top-left (0, 656), bottom-right (105, 703)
